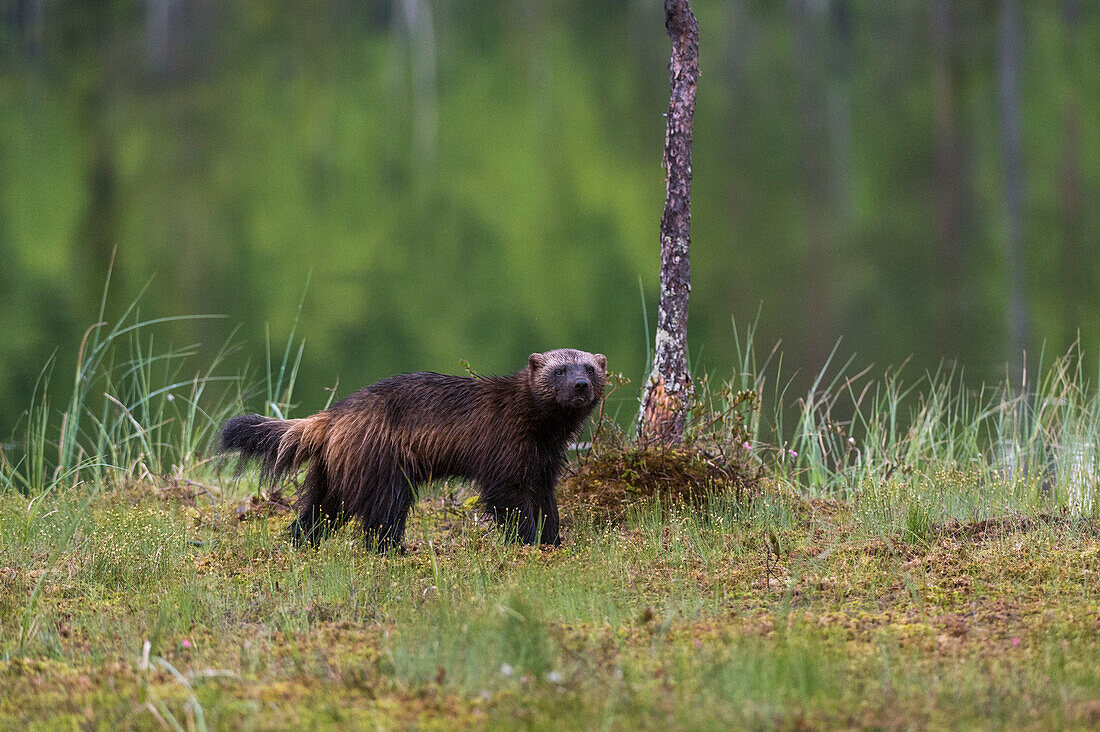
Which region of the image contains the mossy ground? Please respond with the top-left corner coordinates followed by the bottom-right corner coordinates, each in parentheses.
top-left (1, 470), bottom-right (1099, 730)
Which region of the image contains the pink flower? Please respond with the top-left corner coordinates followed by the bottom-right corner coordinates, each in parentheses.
top-left (788, 449), bottom-right (798, 458)
top-left (181, 639), bottom-right (192, 649)
top-left (1012, 638), bottom-right (1020, 647)
top-left (742, 442), bottom-right (752, 450)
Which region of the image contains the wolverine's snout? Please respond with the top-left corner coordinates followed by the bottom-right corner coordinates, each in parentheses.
top-left (563, 375), bottom-right (594, 408)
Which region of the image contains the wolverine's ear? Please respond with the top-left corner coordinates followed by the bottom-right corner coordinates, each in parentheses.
top-left (528, 352), bottom-right (547, 371)
top-left (594, 354), bottom-right (607, 371)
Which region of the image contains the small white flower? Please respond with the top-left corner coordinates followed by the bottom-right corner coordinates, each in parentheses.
top-left (547, 671), bottom-right (564, 684)
top-left (500, 663), bottom-right (514, 677)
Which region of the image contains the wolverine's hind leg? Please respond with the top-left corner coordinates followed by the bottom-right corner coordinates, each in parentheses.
top-left (354, 467), bottom-right (418, 553)
top-left (289, 462), bottom-right (346, 546)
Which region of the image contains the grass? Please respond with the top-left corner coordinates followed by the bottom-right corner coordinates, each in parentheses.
top-left (2, 482), bottom-right (1098, 729)
top-left (1, 311), bottom-right (1099, 729)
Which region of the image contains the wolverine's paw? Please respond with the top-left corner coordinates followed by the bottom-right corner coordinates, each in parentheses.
top-left (286, 520), bottom-right (310, 547)
top-left (365, 537), bottom-right (407, 555)
top-left (287, 518), bottom-right (327, 548)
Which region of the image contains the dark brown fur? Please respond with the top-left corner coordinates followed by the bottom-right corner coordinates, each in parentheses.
top-left (220, 349), bottom-right (607, 550)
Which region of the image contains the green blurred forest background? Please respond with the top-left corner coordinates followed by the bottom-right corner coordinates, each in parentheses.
top-left (1, 1), bottom-right (1098, 435)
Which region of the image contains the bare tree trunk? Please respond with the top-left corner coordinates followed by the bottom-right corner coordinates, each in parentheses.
top-left (76, 87), bottom-right (120, 314)
top-left (10, 0), bottom-right (45, 60)
top-left (998, 0), bottom-right (1029, 370)
top-left (793, 0), bottom-right (831, 371)
top-left (398, 0), bottom-right (438, 172)
top-left (826, 0), bottom-right (853, 227)
top-left (145, 0), bottom-right (178, 78)
top-left (930, 0), bottom-right (968, 359)
top-left (1059, 0), bottom-right (1082, 346)
top-left (638, 0), bottom-right (699, 446)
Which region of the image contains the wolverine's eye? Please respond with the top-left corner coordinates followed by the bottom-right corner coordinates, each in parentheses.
top-left (585, 365), bottom-right (595, 375)
top-left (554, 367), bottom-right (566, 377)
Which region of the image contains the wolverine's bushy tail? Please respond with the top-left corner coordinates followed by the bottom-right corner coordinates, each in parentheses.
top-left (220, 414), bottom-right (317, 482)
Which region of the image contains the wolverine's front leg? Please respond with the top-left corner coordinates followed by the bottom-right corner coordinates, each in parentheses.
top-left (480, 484), bottom-right (560, 546)
top-left (523, 490), bottom-right (560, 546)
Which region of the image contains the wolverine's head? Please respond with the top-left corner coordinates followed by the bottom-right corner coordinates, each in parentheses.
top-left (527, 348), bottom-right (608, 413)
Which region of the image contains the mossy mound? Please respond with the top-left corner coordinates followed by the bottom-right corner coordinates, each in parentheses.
top-left (561, 444), bottom-right (759, 525)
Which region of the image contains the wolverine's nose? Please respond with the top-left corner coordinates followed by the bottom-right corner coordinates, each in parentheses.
top-left (573, 379), bottom-right (591, 396)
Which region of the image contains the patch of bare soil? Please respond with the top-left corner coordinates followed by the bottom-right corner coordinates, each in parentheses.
top-left (937, 513), bottom-right (1100, 541)
top-left (234, 487), bottom-right (295, 521)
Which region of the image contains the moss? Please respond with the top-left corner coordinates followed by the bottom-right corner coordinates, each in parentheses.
top-left (562, 445), bottom-right (760, 525)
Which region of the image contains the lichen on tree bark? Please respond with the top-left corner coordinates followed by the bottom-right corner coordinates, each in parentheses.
top-left (638, 0), bottom-right (699, 445)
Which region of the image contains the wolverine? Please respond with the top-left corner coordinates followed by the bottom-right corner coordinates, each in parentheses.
top-left (220, 348), bottom-right (607, 550)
